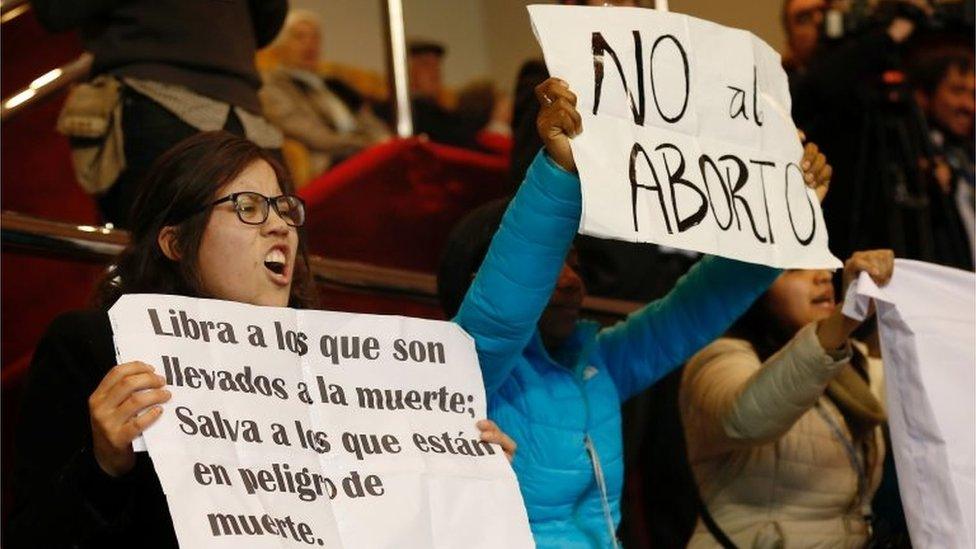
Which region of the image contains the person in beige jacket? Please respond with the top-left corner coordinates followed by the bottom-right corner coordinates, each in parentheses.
top-left (260, 10), bottom-right (390, 176)
top-left (681, 250), bottom-right (895, 548)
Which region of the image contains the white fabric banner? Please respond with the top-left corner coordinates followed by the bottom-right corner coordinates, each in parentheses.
top-left (529, 5), bottom-right (841, 269)
top-left (109, 294), bottom-right (534, 549)
top-left (844, 259), bottom-right (976, 548)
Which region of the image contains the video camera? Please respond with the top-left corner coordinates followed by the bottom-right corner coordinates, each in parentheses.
top-left (822, 0), bottom-right (974, 41)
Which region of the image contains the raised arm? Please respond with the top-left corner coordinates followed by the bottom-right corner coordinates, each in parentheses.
top-left (454, 78), bottom-right (582, 394)
top-left (680, 250), bottom-right (894, 456)
top-left (680, 324), bottom-right (849, 457)
top-left (597, 255), bottom-right (780, 401)
top-left (454, 152), bottom-right (580, 394)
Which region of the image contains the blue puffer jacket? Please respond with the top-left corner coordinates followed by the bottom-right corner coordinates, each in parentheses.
top-left (454, 152), bottom-right (780, 548)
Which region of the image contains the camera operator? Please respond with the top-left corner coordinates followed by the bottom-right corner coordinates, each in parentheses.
top-left (788, 0), bottom-right (974, 271)
top-left (786, 0), bottom-right (928, 107)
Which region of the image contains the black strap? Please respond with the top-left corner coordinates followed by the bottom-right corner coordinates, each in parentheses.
top-left (696, 491), bottom-right (738, 549)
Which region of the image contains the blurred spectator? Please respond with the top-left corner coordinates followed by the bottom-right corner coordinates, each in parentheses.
top-left (376, 39), bottom-right (510, 151)
top-left (907, 39), bottom-right (975, 263)
top-left (403, 40), bottom-right (483, 148)
top-left (33, 0), bottom-right (286, 228)
top-left (455, 79), bottom-right (514, 155)
top-left (408, 40), bottom-right (447, 102)
top-left (260, 10), bottom-right (391, 177)
top-left (789, 0), bottom-right (974, 270)
top-left (456, 79), bottom-right (512, 138)
top-left (781, 0), bottom-right (827, 74)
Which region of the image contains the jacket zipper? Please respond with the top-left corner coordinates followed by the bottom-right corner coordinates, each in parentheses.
top-left (569, 364), bottom-right (619, 548)
top-left (537, 332), bottom-right (618, 548)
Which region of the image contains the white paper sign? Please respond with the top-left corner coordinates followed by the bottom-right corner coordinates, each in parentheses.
top-left (109, 294), bottom-right (534, 549)
top-left (529, 5), bottom-right (841, 269)
top-left (844, 259), bottom-right (975, 549)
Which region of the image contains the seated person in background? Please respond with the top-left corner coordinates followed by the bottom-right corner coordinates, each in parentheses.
top-left (455, 79), bottom-right (513, 154)
top-left (260, 10), bottom-right (390, 176)
top-left (5, 131), bottom-right (513, 549)
top-left (384, 40), bottom-right (505, 151)
top-left (405, 40), bottom-right (472, 146)
top-left (441, 78), bottom-right (832, 548)
top-left (680, 250), bottom-right (895, 548)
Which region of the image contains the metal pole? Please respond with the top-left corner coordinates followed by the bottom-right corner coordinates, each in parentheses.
top-left (1, 53), bottom-right (93, 121)
top-left (0, 0), bottom-right (29, 24)
top-left (382, 0), bottom-right (413, 137)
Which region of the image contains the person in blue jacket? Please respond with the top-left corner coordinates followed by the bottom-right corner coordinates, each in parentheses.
top-left (447, 78), bottom-right (833, 548)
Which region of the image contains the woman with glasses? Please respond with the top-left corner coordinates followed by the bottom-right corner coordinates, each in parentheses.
top-left (7, 131), bottom-right (515, 549)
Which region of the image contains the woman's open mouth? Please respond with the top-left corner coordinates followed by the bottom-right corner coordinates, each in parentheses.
top-left (811, 290), bottom-right (835, 309)
top-left (264, 248), bottom-right (290, 283)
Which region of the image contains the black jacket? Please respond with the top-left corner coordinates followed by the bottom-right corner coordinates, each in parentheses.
top-left (5, 310), bottom-right (177, 549)
top-left (790, 29), bottom-right (973, 270)
top-left (31, 0), bottom-right (287, 113)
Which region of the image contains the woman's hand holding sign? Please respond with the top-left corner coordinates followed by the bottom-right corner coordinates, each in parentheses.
top-left (89, 361), bottom-right (171, 477)
top-left (536, 78), bottom-right (582, 173)
top-left (800, 137), bottom-right (832, 203)
top-left (842, 249), bottom-right (895, 293)
top-left (477, 419), bottom-right (517, 462)
top-left (816, 249), bottom-right (895, 351)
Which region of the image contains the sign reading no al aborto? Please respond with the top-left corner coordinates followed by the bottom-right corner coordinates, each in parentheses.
top-left (530, 5), bottom-right (841, 269)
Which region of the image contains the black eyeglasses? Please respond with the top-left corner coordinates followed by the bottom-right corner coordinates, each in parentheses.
top-left (200, 192), bottom-right (306, 227)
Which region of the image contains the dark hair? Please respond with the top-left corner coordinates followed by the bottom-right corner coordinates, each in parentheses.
top-left (436, 198), bottom-right (511, 318)
top-left (725, 292), bottom-right (788, 362)
top-left (456, 79), bottom-right (497, 132)
top-left (510, 59), bottom-right (548, 187)
top-left (906, 36), bottom-right (974, 96)
top-left (407, 39), bottom-right (446, 57)
top-left (727, 275), bottom-right (877, 370)
top-left (94, 131), bottom-right (317, 309)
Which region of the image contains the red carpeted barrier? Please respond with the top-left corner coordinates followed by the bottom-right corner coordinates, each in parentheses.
top-left (299, 137), bottom-right (515, 272)
top-left (0, 94), bottom-right (97, 224)
top-left (1, 8), bottom-right (95, 224)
